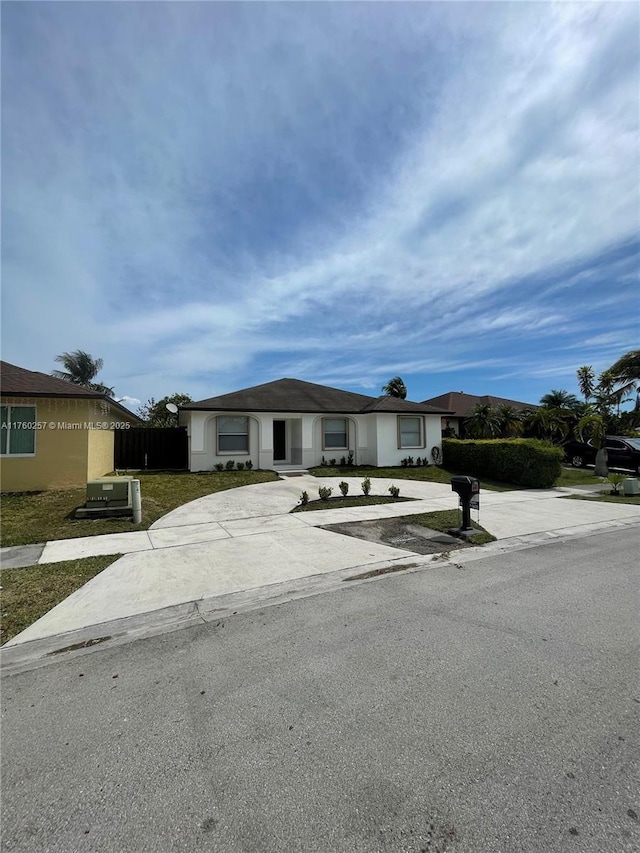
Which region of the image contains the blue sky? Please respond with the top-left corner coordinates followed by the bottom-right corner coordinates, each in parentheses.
top-left (2, 2), bottom-right (638, 412)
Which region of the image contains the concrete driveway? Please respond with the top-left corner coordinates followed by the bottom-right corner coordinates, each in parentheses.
top-left (2, 474), bottom-right (639, 656)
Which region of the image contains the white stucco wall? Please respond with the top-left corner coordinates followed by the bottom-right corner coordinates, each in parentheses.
top-left (372, 413), bottom-right (443, 467)
top-left (184, 410), bottom-right (443, 471)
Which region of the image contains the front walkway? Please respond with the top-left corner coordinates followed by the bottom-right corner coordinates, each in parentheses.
top-left (2, 476), bottom-right (639, 653)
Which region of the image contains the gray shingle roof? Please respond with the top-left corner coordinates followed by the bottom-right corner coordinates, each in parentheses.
top-left (185, 378), bottom-right (451, 415)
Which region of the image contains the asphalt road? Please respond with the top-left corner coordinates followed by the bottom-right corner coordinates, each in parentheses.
top-left (2, 528), bottom-right (639, 853)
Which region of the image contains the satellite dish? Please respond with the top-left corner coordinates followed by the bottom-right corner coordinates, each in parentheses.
top-left (165, 402), bottom-right (179, 414)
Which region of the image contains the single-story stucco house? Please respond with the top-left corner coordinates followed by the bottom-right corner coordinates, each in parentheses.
top-left (180, 378), bottom-right (452, 471)
top-left (0, 361), bottom-right (141, 491)
top-left (421, 391), bottom-right (536, 438)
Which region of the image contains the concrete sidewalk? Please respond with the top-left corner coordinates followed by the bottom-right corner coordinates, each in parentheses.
top-left (2, 475), bottom-right (639, 657)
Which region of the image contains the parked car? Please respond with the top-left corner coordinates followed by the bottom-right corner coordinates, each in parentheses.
top-left (564, 435), bottom-right (640, 474)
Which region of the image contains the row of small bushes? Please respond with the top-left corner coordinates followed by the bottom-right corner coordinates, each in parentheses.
top-left (442, 438), bottom-right (563, 488)
top-left (401, 456), bottom-right (430, 467)
top-left (300, 478), bottom-right (401, 505)
top-left (212, 459), bottom-right (254, 472)
top-left (320, 451), bottom-right (355, 467)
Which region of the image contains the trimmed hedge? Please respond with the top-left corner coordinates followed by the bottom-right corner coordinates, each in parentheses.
top-left (442, 438), bottom-right (563, 488)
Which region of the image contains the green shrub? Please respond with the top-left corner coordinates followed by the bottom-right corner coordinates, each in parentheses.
top-left (362, 477), bottom-right (371, 496)
top-left (340, 456), bottom-right (347, 467)
top-left (236, 462), bottom-right (245, 471)
top-left (245, 460), bottom-right (253, 470)
top-left (347, 450), bottom-right (354, 466)
top-left (300, 490), bottom-right (309, 506)
top-left (339, 481), bottom-right (349, 497)
top-left (607, 473), bottom-right (625, 495)
top-left (318, 486), bottom-right (333, 501)
top-left (389, 485), bottom-right (400, 498)
top-left (329, 458), bottom-right (337, 466)
top-left (442, 438), bottom-right (563, 488)
top-left (214, 463), bottom-right (224, 472)
top-left (225, 459), bottom-right (235, 471)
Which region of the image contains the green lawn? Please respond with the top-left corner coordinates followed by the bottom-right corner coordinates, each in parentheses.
top-left (308, 465), bottom-right (516, 491)
top-left (0, 555), bottom-right (118, 644)
top-left (406, 509), bottom-right (496, 546)
top-left (0, 470), bottom-right (279, 547)
top-left (309, 464), bottom-right (601, 491)
top-left (554, 467), bottom-right (608, 487)
top-left (292, 495), bottom-right (414, 513)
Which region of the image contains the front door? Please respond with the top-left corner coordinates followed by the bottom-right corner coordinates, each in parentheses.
top-left (273, 420), bottom-right (287, 462)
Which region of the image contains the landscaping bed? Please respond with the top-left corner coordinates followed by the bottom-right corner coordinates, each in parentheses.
top-left (321, 509), bottom-right (495, 553)
top-left (292, 495), bottom-right (414, 513)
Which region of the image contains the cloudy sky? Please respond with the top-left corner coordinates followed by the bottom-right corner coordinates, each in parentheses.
top-left (2, 1), bottom-right (638, 411)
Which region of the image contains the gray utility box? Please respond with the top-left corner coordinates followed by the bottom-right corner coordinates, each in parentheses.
top-left (622, 478), bottom-right (640, 496)
top-left (86, 476), bottom-right (133, 509)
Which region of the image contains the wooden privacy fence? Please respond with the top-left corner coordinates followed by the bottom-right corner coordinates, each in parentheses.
top-left (115, 427), bottom-right (188, 471)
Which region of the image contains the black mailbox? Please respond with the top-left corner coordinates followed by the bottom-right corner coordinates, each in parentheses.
top-left (451, 476), bottom-right (480, 531)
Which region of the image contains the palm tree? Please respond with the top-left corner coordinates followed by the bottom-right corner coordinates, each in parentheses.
top-left (464, 403), bottom-right (500, 438)
top-left (523, 408), bottom-right (570, 444)
top-left (576, 413), bottom-right (608, 476)
top-left (381, 376), bottom-right (407, 399)
top-left (539, 389), bottom-right (580, 410)
top-left (576, 366), bottom-right (595, 403)
top-left (495, 404), bottom-right (523, 438)
top-left (52, 350), bottom-right (114, 397)
top-left (607, 349), bottom-right (640, 387)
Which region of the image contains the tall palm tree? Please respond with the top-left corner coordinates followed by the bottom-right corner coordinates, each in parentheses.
top-left (464, 403), bottom-right (500, 438)
top-left (539, 389), bottom-right (580, 410)
top-left (381, 376), bottom-right (407, 399)
top-left (576, 366), bottom-right (595, 403)
top-left (52, 350), bottom-right (114, 397)
top-left (495, 404), bottom-right (523, 438)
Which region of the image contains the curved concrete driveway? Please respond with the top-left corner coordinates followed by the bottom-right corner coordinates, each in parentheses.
top-left (5, 475), bottom-right (640, 651)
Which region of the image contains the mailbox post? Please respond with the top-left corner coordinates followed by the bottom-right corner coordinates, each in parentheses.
top-left (451, 475), bottom-right (480, 532)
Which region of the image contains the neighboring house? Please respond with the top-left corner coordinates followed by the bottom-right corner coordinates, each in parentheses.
top-left (0, 361), bottom-right (141, 491)
top-left (180, 378), bottom-right (451, 471)
top-left (421, 392), bottom-right (536, 438)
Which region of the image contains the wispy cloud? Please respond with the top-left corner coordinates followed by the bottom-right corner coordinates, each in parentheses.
top-left (2, 2), bottom-right (637, 406)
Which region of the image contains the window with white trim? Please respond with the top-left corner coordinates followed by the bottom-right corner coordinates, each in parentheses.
top-left (217, 416), bottom-right (249, 454)
top-left (323, 417), bottom-right (348, 450)
top-left (1, 405), bottom-right (36, 456)
top-left (398, 416), bottom-right (424, 449)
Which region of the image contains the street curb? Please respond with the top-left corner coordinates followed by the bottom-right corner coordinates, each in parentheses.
top-left (2, 518), bottom-right (638, 676)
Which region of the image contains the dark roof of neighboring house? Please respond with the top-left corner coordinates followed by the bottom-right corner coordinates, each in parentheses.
top-left (0, 361), bottom-right (142, 421)
top-left (184, 378), bottom-right (452, 415)
top-left (421, 391), bottom-right (536, 419)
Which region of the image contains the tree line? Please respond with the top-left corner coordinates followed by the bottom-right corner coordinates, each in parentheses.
top-left (52, 348), bottom-right (638, 438)
top-left (463, 350), bottom-right (639, 444)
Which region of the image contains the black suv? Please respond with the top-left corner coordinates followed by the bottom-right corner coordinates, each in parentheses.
top-left (564, 435), bottom-right (640, 474)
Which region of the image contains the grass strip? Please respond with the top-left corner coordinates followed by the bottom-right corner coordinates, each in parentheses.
top-left (561, 493), bottom-right (640, 506)
top-left (1, 555), bottom-right (119, 644)
top-left (405, 509), bottom-right (496, 545)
